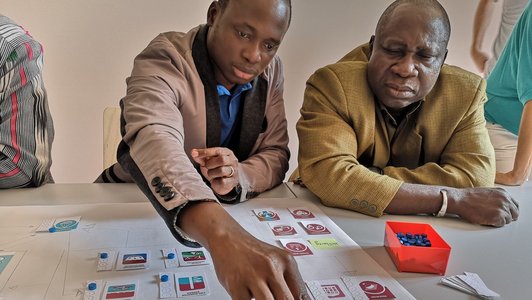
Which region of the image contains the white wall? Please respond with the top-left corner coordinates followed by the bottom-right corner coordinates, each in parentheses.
top-left (0, 0), bottom-right (502, 183)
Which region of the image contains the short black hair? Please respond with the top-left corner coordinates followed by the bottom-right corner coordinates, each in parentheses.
top-left (218, 0), bottom-right (292, 26)
top-left (376, 0), bottom-right (451, 47)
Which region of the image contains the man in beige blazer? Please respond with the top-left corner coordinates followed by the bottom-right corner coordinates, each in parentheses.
top-left (96, 0), bottom-right (307, 298)
top-left (295, 0), bottom-right (519, 227)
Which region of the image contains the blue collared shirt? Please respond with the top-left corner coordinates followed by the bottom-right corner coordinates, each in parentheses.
top-left (217, 83), bottom-right (252, 146)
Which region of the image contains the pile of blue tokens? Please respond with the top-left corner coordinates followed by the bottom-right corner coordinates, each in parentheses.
top-left (396, 232), bottom-right (431, 247)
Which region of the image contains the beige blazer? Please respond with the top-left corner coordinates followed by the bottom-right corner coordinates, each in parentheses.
top-left (294, 44), bottom-right (495, 217)
top-left (104, 25), bottom-right (289, 244)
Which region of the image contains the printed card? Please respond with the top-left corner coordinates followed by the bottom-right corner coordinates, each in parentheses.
top-left (159, 273), bottom-right (177, 299)
top-left (116, 250), bottom-right (150, 270)
top-left (174, 271), bottom-right (209, 297)
top-left (0, 253), bottom-right (14, 274)
top-left (268, 222), bottom-right (297, 236)
top-left (308, 238), bottom-right (341, 250)
top-left (97, 250), bottom-right (117, 272)
top-left (53, 216), bottom-right (81, 232)
top-left (288, 207), bottom-right (316, 219)
top-left (306, 279), bottom-right (352, 299)
top-left (178, 249), bottom-right (209, 266)
top-left (103, 281), bottom-right (139, 300)
top-left (341, 276), bottom-right (398, 300)
top-left (162, 248), bottom-right (180, 269)
top-left (299, 220), bottom-right (331, 235)
top-left (279, 238), bottom-right (313, 256)
top-left (83, 280), bottom-right (103, 300)
top-left (253, 208), bottom-right (280, 221)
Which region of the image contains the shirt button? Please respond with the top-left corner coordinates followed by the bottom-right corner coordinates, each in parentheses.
top-left (164, 191), bottom-right (175, 201)
top-left (151, 177), bottom-right (161, 186)
top-left (160, 186), bottom-right (172, 196)
top-left (155, 182), bottom-right (164, 193)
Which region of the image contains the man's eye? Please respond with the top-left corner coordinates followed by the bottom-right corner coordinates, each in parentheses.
top-left (238, 31), bottom-right (250, 39)
top-left (264, 43), bottom-right (275, 51)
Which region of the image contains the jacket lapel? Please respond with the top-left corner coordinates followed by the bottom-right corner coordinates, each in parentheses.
top-left (235, 76), bottom-right (267, 160)
top-left (192, 25), bottom-right (220, 148)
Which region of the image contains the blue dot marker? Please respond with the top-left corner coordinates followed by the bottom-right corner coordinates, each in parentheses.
top-left (100, 252), bottom-right (108, 259)
top-left (48, 227), bottom-right (56, 233)
top-left (161, 274), bottom-right (169, 282)
top-left (167, 253), bottom-right (175, 259)
top-left (88, 282), bottom-right (97, 291)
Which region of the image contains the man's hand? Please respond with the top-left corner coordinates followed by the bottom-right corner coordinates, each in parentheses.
top-left (191, 147), bottom-right (240, 195)
top-left (448, 187), bottom-right (519, 227)
top-left (178, 201), bottom-right (309, 300)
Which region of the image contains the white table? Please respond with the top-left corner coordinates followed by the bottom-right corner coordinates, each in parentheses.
top-left (1, 182), bottom-right (529, 299)
top-left (287, 181), bottom-right (532, 299)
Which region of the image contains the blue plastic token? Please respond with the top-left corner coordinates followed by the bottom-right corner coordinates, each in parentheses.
top-left (100, 252), bottom-right (108, 259)
top-left (167, 252), bottom-right (176, 259)
top-left (48, 227), bottom-right (56, 233)
top-left (88, 282), bottom-right (97, 291)
top-left (161, 274), bottom-right (169, 282)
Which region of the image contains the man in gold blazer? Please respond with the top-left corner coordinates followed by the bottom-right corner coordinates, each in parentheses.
top-left (295, 0), bottom-right (519, 227)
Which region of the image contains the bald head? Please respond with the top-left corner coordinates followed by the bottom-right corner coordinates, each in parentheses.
top-left (218, 0), bottom-right (292, 26)
top-left (376, 0), bottom-right (450, 48)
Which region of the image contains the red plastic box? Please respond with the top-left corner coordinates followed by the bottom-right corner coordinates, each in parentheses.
top-left (384, 221), bottom-right (451, 275)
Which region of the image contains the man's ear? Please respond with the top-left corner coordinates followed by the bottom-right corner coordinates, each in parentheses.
top-left (368, 35), bottom-right (375, 59)
top-left (207, 1), bottom-right (219, 26)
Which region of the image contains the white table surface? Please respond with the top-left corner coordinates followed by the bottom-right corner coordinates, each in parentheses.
top-left (1, 182), bottom-right (529, 299)
top-left (286, 181), bottom-right (532, 300)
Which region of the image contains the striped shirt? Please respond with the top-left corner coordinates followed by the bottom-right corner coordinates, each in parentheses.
top-left (0, 15), bottom-right (54, 188)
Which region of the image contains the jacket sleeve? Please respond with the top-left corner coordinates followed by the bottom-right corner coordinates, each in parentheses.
top-left (0, 32), bottom-right (53, 188)
top-left (238, 56), bottom-right (290, 200)
top-left (297, 66), bottom-right (402, 217)
top-left (384, 79), bottom-right (496, 187)
top-left (117, 34), bottom-right (217, 247)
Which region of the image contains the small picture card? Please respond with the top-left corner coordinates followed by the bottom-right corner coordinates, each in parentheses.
top-left (53, 216), bottom-right (81, 232)
top-left (159, 273), bottom-right (177, 299)
top-left (306, 279), bottom-right (352, 300)
top-left (162, 248), bottom-right (180, 269)
top-left (268, 222), bottom-right (297, 236)
top-left (174, 271), bottom-right (210, 297)
top-left (0, 253), bottom-right (14, 273)
top-left (178, 249), bottom-right (209, 266)
top-left (83, 280), bottom-right (103, 300)
top-left (279, 238), bottom-right (313, 256)
top-left (116, 251), bottom-right (150, 270)
top-left (299, 220), bottom-right (331, 235)
top-left (253, 208), bottom-right (280, 221)
top-left (341, 276), bottom-right (398, 300)
top-left (288, 207), bottom-right (315, 219)
top-left (103, 281), bottom-right (139, 300)
top-left (308, 238), bottom-right (341, 250)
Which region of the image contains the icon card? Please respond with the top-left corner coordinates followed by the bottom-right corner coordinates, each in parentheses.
top-left (53, 216), bottom-right (81, 232)
top-left (178, 249), bottom-right (210, 266)
top-left (288, 207), bottom-right (316, 219)
top-left (306, 279), bottom-right (352, 300)
top-left (299, 220), bottom-right (331, 235)
top-left (279, 238), bottom-right (313, 256)
top-left (116, 250), bottom-right (150, 271)
top-left (341, 276), bottom-right (399, 300)
top-left (102, 281), bottom-right (139, 300)
top-left (174, 271), bottom-right (210, 297)
top-left (162, 248), bottom-right (180, 269)
top-left (83, 280), bottom-right (103, 300)
top-left (253, 208), bottom-right (280, 221)
top-left (268, 222), bottom-right (297, 236)
top-left (159, 273), bottom-right (177, 299)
